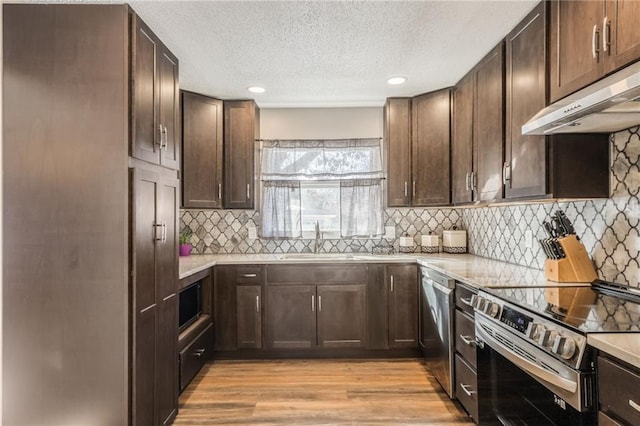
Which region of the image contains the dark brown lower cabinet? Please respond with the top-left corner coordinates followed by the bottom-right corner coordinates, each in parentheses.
top-left (267, 285), bottom-right (317, 349)
top-left (156, 295), bottom-right (178, 425)
top-left (598, 355), bottom-right (640, 425)
top-left (454, 282), bottom-right (478, 423)
top-left (387, 265), bottom-right (419, 348)
top-left (179, 324), bottom-right (214, 392)
top-left (317, 284), bottom-right (367, 348)
top-left (237, 285), bottom-right (262, 349)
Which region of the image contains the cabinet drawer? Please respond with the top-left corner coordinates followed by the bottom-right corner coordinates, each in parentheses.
top-left (599, 355), bottom-right (640, 426)
top-left (180, 323), bottom-right (214, 391)
top-left (455, 283), bottom-right (476, 316)
top-left (455, 310), bottom-right (476, 369)
top-left (455, 354), bottom-right (478, 423)
top-left (235, 265), bottom-right (262, 283)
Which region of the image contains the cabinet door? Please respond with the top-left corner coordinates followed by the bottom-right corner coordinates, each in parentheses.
top-left (181, 92), bottom-right (223, 208)
top-left (604, 0), bottom-right (640, 73)
top-left (157, 176), bottom-right (179, 300)
top-left (267, 285), bottom-right (316, 349)
top-left (133, 305), bottom-right (156, 426)
top-left (452, 73), bottom-right (474, 204)
top-left (213, 266), bottom-right (237, 350)
top-left (385, 98), bottom-right (412, 207)
top-left (411, 89), bottom-right (451, 206)
top-left (131, 15), bottom-right (160, 165)
top-left (317, 284), bottom-right (367, 348)
top-left (474, 43), bottom-right (505, 202)
top-left (156, 294), bottom-right (177, 425)
top-left (549, 0), bottom-right (605, 102)
top-left (237, 285), bottom-right (262, 349)
top-left (387, 265), bottom-right (418, 348)
top-left (132, 168), bottom-right (158, 313)
top-left (158, 46), bottom-right (180, 170)
top-left (505, 3), bottom-right (548, 199)
top-left (224, 100), bottom-right (259, 209)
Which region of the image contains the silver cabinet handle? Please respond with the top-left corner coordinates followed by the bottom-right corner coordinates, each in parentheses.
top-left (256, 295), bottom-right (260, 313)
top-left (460, 384), bottom-right (476, 396)
top-left (465, 172), bottom-right (470, 191)
top-left (460, 297), bottom-right (473, 307)
top-left (390, 275), bottom-right (394, 292)
top-left (471, 171), bottom-right (477, 191)
top-left (163, 126), bottom-right (168, 151)
top-left (460, 335), bottom-right (476, 346)
top-left (502, 162), bottom-right (509, 185)
top-left (157, 124), bottom-right (163, 148)
top-left (193, 348), bottom-right (206, 357)
top-left (629, 399), bottom-right (640, 412)
top-left (162, 221), bottom-right (167, 243)
top-left (154, 223), bottom-right (163, 241)
top-left (246, 183), bottom-right (251, 200)
top-left (592, 24), bottom-right (600, 61)
top-left (318, 295), bottom-right (322, 312)
top-left (311, 295), bottom-right (315, 312)
top-left (404, 181), bottom-right (408, 197)
top-left (603, 16), bottom-right (610, 53)
top-left (241, 273), bottom-right (257, 278)
top-left (218, 183), bottom-right (222, 200)
top-left (412, 181), bottom-right (416, 198)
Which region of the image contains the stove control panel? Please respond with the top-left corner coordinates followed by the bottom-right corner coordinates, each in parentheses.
top-left (472, 292), bottom-right (586, 368)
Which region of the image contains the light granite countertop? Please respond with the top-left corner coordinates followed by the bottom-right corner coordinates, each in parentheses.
top-left (588, 333), bottom-right (640, 369)
top-left (179, 252), bottom-right (569, 290)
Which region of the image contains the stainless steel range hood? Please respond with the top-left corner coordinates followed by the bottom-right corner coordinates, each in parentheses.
top-left (522, 61), bottom-right (640, 135)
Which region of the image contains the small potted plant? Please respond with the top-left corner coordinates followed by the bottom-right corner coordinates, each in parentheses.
top-left (179, 228), bottom-right (193, 257)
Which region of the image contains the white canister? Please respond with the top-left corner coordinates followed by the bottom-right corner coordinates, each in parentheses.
top-left (442, 229), bottom-right (467, 254)
top-left (421, 234), bottom-right (440, 253)
top-left (399, 235), bottom-right (415, 253)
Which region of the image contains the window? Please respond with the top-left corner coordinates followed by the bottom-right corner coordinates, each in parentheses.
top-left (260, 139), bottom-right (383, 239)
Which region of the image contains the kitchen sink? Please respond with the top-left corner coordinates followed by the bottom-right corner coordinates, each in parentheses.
top-left (279, 253), bottom-right (355, 260)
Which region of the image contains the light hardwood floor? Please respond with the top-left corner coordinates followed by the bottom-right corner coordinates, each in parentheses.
top-left (174, 359), bottom-right (473, 425)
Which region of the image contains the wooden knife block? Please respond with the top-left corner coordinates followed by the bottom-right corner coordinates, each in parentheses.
top-left (544, 235), bottom-right (598, 283)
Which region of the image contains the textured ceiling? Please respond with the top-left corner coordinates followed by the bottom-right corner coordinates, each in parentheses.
top-left (133, 1), bottom-right (537, 106)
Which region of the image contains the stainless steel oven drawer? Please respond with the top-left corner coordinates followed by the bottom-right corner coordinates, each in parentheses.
top-left (455, 353), bottom-right (478, 423)
top-left (599, 355), bottom-right (640, 426)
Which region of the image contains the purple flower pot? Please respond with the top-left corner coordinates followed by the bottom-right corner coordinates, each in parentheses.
top-left (179, 243), bottom-right (192, 257)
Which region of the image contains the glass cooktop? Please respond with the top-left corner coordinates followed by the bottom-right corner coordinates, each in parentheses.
top-left (484, 282), bottom-right (640, 333)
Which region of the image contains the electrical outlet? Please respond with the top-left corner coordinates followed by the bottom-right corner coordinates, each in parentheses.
top-left (525, 230), bottom-right (533, 249)
top-left (384, 226), bottom-right (395, 239)
top-left (248, 226), bottom-right (257, 240)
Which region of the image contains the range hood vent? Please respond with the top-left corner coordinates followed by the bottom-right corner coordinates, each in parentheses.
top-left (522, 61), bottom-right (640, 135)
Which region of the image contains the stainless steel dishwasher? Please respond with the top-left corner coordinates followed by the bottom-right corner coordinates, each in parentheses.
top-left (419, 266), bottom-right (455, 398)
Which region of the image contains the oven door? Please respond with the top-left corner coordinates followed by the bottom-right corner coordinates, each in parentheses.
top-left (475, 314), bottom-right (596, 425)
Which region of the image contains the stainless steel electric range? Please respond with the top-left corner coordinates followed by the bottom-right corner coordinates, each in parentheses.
top-left (470, 281), bottom-right (640, 425)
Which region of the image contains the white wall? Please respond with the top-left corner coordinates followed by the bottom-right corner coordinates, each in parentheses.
top-left (260, 107), bottom-right (383, 139)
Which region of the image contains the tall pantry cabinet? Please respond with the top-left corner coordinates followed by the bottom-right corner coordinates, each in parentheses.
top-left (3, 4), bottom-right (179, 425)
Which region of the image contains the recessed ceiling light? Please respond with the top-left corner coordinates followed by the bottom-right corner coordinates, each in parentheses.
top-left (387, 77), bottom-right (407, 85)
top-left (248, 86), bottom-right (266, 93)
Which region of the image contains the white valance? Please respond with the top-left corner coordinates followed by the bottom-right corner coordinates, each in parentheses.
top-left (260, 138), bottom-right (383, 181)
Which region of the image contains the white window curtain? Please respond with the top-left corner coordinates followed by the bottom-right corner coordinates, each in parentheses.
top-left (260, 181), bottom-right (301, 238)
top-left (340, 179), bottom-right (383, 238)
top-left (260, 138), bottom-right (383, 239)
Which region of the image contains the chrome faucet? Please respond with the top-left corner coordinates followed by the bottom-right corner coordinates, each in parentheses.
top-left (314, 221), bottom-right (322, 254)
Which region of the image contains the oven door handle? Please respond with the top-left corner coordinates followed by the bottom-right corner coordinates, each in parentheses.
top-left (476, 323), bottom-right (578, 394)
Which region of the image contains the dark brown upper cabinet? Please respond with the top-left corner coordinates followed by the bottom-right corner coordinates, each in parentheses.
top-left (384, 90), bottom-right (451, 208)
top-left (181, 91), bottom-right (224, 208)
top-left (473, 43), bottom-right (505, 203)
top-left (384, 98), bottom-right (412, 206)
top-left (452, 74), bottom-right (474, 204)
top-left (131, 14), bottom-right (180, 170)
top-left (224, 100), bottom-right (260, 209)
top-left (412, 89), bottom-right (451, 206)
top-left (452, 42), bottom-right (505, 205)
top-left (506, 2), bottom-right (610, 200)
top-left (550, 0), bottom-right (640, 102)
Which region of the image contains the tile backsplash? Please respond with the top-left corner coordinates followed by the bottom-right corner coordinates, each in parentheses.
top-left (180, 207), bottom-right (462, 255)
top-left (180, 127), bottom-right (639, 287)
